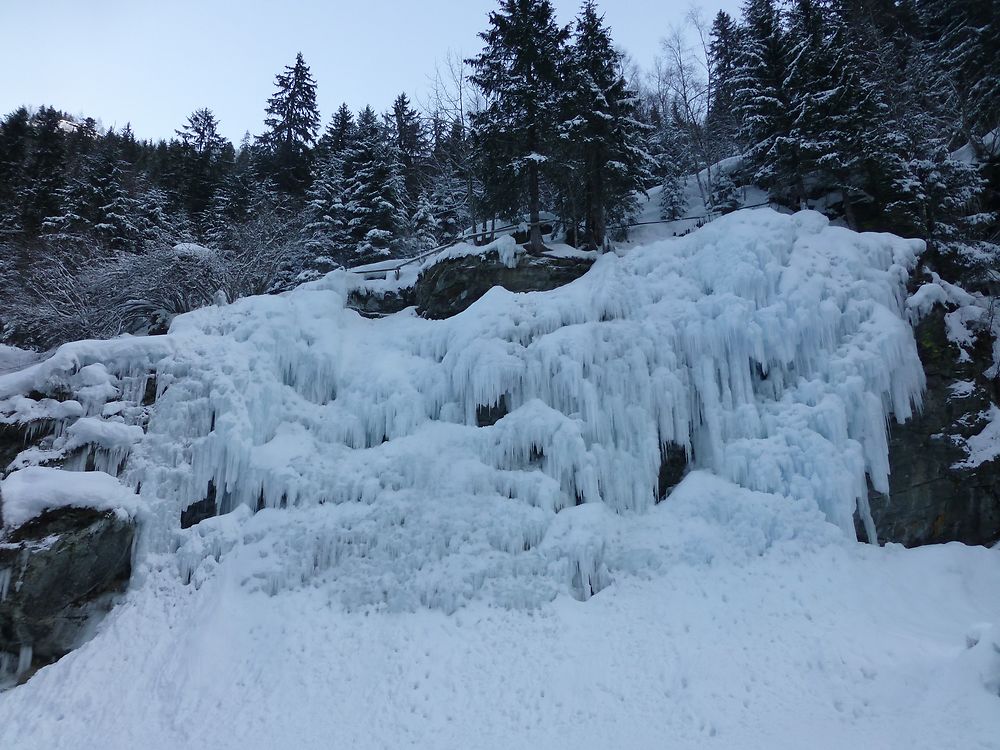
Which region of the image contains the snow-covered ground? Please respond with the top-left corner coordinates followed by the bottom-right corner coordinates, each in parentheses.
top-left (1, 208), bottom-right (998, 749)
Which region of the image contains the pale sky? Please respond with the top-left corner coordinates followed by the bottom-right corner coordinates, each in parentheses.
top-left (0, 0), bottom-right (742, 143)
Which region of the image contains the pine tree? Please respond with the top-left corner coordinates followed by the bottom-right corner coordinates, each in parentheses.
top-left (22, 107), bottom-right (68, 234)
top-left (408, 192), bottom-right (441, 252)
top-left (918, 0), bottom-right (1000, 141)
top-left (176, 108), bottom-right (228, 157)
top-left (733, 0), bottom-right (795, 199)
top-left (706, 11), bottom-right (742, 153)
top-left (256, 52), bottom-right (320, 195)
top-left (43, 135), bottom-right (141, 253)
top-left (468, 0), bottom-right (570, 252)
top-left (427, 114), bottom-right (478, 242)
top-left (317, 103), bottom-right (357, 160)
top-left (388, 93), bottom-right (427, 211)
top-left (301, 152), bottom-right (348, 266)
top-left (708, 172), bottom-right (740, 214)
top-left (175, 108), bottom-right (231, 234)
top-left (560, 0), bottom-right (652, 248)
top-left (340, 107), bottom-right (407, 261)
top-left (0, 108), bottom-right (31, 236)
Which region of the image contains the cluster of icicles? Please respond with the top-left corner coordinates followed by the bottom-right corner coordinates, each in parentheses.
top-left (2, 210), bottom-right (926, 609)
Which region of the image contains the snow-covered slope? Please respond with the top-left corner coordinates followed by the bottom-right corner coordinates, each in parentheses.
top-left (1, 209), bottom-right (998, 749)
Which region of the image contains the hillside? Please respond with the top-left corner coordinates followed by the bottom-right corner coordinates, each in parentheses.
top-left (1, 209), bottom-right (998, 749)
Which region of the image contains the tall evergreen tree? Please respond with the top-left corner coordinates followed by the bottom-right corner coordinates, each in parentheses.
top-left (388, 92), bottom-right (427, 211)
top-left (256, 52), bottom-right (320, 195)
top-left (733, 0), bottom-right (795, 199)
top-left (22, 107), bottom-right (68, 234)
top-left (43, 135), bottom-right (141, 253)
top-left (301, 152), bottom-right (348, 265)
top-left (560, 1), bottom-right (651, 248)
top-left (917, 0), bottom-right (1000, 141)
top-left (0, 107), bottom-right (31, 237)
top-left (317, 103), bottom-right (357, 160)
top-left (340, 107), bottom-right (408, 261)
top-left (706, 11), bottom-right (741, 153)
top-left (175, 108), bottom-right (231, 232)
top-left (468, 0), bottom-right (570, 252)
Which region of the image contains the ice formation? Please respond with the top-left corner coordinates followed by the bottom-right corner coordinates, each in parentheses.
top-left (0, 209), bottom-right (926, 609)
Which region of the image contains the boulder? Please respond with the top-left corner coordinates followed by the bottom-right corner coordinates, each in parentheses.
top-left (0, 507), bottom-right (135, 680)
top-left (862, 306), bottom-right (1000, 546)
top-left (346, 287), bottom-right (415, 318)
top-left (414, 248), bottom-right (593, 320)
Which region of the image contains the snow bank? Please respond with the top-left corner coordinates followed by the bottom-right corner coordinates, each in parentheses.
top-left (0, 466), bottom-right (139, 529)
top-left (0, 345), bottom-right (43, 377)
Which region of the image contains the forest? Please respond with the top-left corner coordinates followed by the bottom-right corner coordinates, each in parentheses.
top-left (0, 0), bottom-right (996, 348)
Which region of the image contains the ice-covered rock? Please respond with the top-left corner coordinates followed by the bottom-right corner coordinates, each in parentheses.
top-left (0, 507), bottom-right (135, 684)
top-left (413, 238), bottom-right (595, 319)
top-left (0, 209), bottom-right (932, 610)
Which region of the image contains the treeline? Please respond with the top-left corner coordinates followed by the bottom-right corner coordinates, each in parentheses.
top-left (0, 0), bottom-right (996, 348)
top-left (654, 0), bottom-right (998, 242)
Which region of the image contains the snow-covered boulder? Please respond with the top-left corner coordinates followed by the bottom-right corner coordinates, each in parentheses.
top-left (414, 237), bottom-right (594, 319)
top-left (0, 503), bottom-right (135, 684)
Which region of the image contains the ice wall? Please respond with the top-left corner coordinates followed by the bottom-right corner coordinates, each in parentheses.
top-left (1, 210), bottom-right (926, 609)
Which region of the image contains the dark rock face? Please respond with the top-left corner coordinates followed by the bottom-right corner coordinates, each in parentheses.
top-left (414, 250), bottom-right (593, 320)
top-left (0, 423), bottom-right (38, 473)
top-left (658, 442), bottom-right (689, 500)
top-left (476, 396), bottom-right (509, 427)
top-left (181, 481), bottom-right (218, 529)
top-left (346, 286), bottom-right (415, 318)
top-left (863, 307), bottom-right (1000, 546)
top-left (0, 508), bottom-right (135, 678)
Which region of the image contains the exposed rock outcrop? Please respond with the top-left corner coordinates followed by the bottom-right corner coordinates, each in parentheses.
top-left (414, 248), bottom-right (594, 319)
top-left (0, 507), bottom-right (135, 681)
top-left (863, 305), bottom-right (1000, 547)
top-left (346, 287), bottom-right (415, 318)
top-left (658, 442), bottom-right (689, 500)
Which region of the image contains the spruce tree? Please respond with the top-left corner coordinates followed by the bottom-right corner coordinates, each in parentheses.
top-left (561, 0), bottom-right (651, 248)
top-left (43, 136), bottom-right (141, 253)
top-left (175, 108), bottom-right (231, 233)
top-left (918, 0), bottom-right (1000, 140)
top-left (256, 52), bottom-right (320, 195)
top-left (733, 0), bottom-right (794, 199)
top-left (301, 152), bottom-right (348, 266)
top-left (388, 92), bottom-right (427, 211)
top-left (468, 0), bottom-right (570, 252)
top-left (706, 11), bottom-right (742, 154)
top-left (22, 107), bottom-right (68, 234)
top-left (0, 108), bottom-right (30, 235)
top-left (317, 103), bottom-right (357, 160)
top-left (340, 107), bottom-right (407, 261)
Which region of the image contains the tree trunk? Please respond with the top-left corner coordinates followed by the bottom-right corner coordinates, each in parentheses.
top-left (591, 162), bottom-right (605, 250)
top-left (528, 161), bottom-right (543, 254)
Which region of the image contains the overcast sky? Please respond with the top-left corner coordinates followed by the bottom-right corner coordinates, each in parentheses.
top-left (0, 0), bottom-right (742, 143)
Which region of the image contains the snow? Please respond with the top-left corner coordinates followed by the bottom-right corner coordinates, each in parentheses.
top-left (954, 406), bottom-right (1000, 469)
top-left (952, 127), bottom-right (1000, 164)
top-left (906, 282), bottom-right (949, 321)
top-left (0, 466), bottom-right (139, 529)
top-left (0, 484), bottom-right (998, 749)
top-left (2, 209), bottom-right (998, 748)
top-left (0, 345), bottom-right (43, 377)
